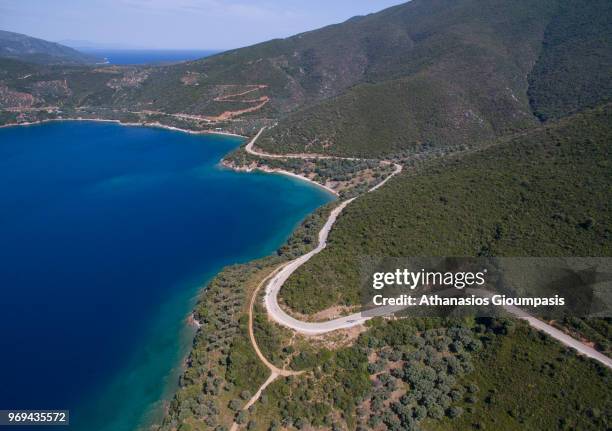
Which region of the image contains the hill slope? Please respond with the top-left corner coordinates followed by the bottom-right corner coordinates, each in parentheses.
top-left (255, 0), bottom-right (612, 156)
top-left (280, 104), bottom-right (612, 313)
top-left (1, 0), bottom-right (610, 144)
top-left (0, 30), bottom-right (99, 65)
top-left (527, 0), bottom-right (612, 121)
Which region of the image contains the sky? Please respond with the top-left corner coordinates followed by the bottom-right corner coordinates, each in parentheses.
top-left (0, 0), bottom-right (406, 50)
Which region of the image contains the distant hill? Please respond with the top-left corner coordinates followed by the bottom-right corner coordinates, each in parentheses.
top-left (57, 40), bottom-right (148, 50)
top-left (0, 30), bottom-right (100, 64)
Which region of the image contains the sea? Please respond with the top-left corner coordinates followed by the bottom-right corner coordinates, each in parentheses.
top-left (77, 49), bottom-right (220, 65)
top-left (0, 121), bottom-right (333, 430)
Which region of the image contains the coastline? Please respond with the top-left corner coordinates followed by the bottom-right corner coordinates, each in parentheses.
top-left (0, 117), bottom-right (247, 139)
top-left (220, 159), bottom-right (339, 196)
top-left (3, 117), bottom-right (337, 196)
top-left (1, 117), bottom-right (337, 430)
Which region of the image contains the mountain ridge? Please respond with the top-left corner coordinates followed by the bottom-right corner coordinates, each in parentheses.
top-left (0, 0), bottom-right (610, 156)
top-left (0, 30), bottom-right (100, 65)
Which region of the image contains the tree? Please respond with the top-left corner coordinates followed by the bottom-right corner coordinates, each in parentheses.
top-left (229, 399), bottom-right (241, 411)
top-left (413, 405), bottom-right (427, 421)
top-left (447, 406), bottom-right (464, 418)
top-left (450, 388), bottom-right (464, 402)
top-left (467, 383), bottom-right (480, 393)
top-left (236, 411), bottom-right (247, 424)
top-left (428, 404), bottom-right (444, 419)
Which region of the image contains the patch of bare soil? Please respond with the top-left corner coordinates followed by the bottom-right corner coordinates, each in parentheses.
top-left (297, 324), bottom-right (367, 349)
top-left (205, 96), bottom-right (270, 121)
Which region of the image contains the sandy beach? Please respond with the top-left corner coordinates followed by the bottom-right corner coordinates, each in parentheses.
top-left (220, 159), bottom-right (339, 196)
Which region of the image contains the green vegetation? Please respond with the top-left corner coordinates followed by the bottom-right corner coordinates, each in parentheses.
top-left (156, 202), bottom-right (335, 430)
top-left (0, 30), bottom-right (99, 64)
top-left (281, 105), bottom-right (612, 313)
top-left (247, 318), bottom-right (479, 430)
top-left (157, 262), bottom-right (268, 431)
top-left (554, 317), bottom-right (612, 357)
top-left (429, 323), bottom-right (611, 430)
top-left (2, 0), bottom-right (610, 151)
top-left (277, 203), bottom-right (337, 259)
top-left (235, 314), bottom-right (610, 431)
top-left (255, 0), bottom-right (559, 157)
top-left (257, 73), bottom-right (531, 158)
top-left (225, 148), bottom-right (394, 197)
top-left (357, 319), bottom-right (481, 430)
top-left (527, 0), bottom-right (612, 121)
top-left (254, 0), bottom-right (610, 157)
top-left (252, 302), bottom-right (293, 368)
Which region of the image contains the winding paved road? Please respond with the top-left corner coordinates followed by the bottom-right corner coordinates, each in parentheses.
top-left (264, 200), bottom-right (612, 368)
top-left (244, 127), bottom-right (612, 369)
top-left (264, 163), bottom-right (403, 334)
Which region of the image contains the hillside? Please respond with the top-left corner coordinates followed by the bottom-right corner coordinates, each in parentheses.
top-left (1, 0), bottom-right (611, 145)
top-left (280, 104), bottom-right (612, 313)
top-left (527, 0), bottom-right (612, 121)
top-left (2, 2), bottom-right (610, 430)
top-left (0, 30), bottom-right (99, 65)
top-left (256, 0), bottom-right (612, 156)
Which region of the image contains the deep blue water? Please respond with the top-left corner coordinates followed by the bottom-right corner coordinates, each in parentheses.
top-left (78, 49), bottom-right (219, 65)
top-left (0, 122), bottom-right (333, 430)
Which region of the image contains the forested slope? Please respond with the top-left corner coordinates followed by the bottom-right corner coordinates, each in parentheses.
top-left (0, 31), bottom-right (98, 65)
top-left (255, 0), bottom-right (612, 156)
top-left (281, 105), bottom-right (612, 313)
top-left (2, 0), bottom-right (611, 145)
top-left (527, 0), bottom-right (612, 121)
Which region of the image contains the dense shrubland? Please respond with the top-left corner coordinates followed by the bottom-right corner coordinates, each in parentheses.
top-left (237, 316), bottom-right (611, 431)
top-left (280, 105), bottom-right (612, 314)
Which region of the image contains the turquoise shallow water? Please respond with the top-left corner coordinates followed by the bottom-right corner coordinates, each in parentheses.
top-left (0, 121), bottom-right (333, 431)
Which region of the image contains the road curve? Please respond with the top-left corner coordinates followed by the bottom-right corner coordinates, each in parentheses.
top-left (246, 128), bottom-right (612, 369)
top-left (264, 163), bottom-right (403, 335)
top-left (248, 266), bottom-right (303, 376)
top-left (265, 204), bottom-right (612, 368)
top-left (264, 198), bottom-right (363, 335)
